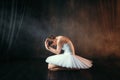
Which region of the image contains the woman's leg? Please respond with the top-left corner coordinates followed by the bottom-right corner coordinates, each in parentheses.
top-left (48, 64), bottom-right (80, 71)
top-left (48, 64), bottom-right (67, 71)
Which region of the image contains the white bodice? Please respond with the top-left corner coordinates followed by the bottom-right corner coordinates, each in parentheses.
top-left (62, 43), bottom-right (73, 55)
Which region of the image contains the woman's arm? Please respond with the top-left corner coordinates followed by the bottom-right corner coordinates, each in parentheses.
top-left (47, 39), bottom-right (62, 55)
top-left (44, 38), bottom-right (49, 50)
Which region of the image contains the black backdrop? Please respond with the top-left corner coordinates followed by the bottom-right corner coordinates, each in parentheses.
top-left (0, 0), bottom-right (120, 60)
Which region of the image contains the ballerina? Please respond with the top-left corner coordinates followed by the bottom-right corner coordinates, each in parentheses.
top-left (45, 35), bottom-right (92, 71)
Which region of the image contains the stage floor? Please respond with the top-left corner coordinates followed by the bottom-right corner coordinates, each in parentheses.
top-left (0, 58), bottom-right (120, 80)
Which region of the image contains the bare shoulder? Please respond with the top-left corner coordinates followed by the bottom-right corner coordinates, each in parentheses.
top-left (56, 36), bottom-right (68, 39)
top-left (56, 36), bottom-right (71, 42)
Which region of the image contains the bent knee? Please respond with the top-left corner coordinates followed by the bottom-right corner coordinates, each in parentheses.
top-left (48, 64), bottom-right (54, 70)
top-left (48, 64), bottom-right (59, 70)
top-left (48, 66), bottom-right (52, 70)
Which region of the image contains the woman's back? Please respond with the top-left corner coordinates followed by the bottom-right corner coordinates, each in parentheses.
top-left (56, 36), bottom-right (75, 55)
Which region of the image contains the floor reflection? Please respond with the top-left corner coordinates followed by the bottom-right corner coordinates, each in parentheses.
top-left (47, 70), bottom-right (92, 80)
top-left (0, 58), bottom-right (120, 80)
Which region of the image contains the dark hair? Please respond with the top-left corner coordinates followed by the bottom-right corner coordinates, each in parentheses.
top-left (46, 35), bottom-right (55, 46)
top-left (47, 40), bottom-right (53, 46)
top-left (48, 35), bottom-right (56, 39)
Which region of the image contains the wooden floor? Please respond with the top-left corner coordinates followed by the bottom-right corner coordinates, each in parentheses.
top-left (0, 58), bottom-right (120, 80)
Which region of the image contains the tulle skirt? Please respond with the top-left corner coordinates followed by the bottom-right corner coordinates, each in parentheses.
top-left (46, 54), bottom-right (92, 69)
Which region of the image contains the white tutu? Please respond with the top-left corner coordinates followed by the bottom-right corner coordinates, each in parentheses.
top-left (46, 44), bottom-right (92, 69)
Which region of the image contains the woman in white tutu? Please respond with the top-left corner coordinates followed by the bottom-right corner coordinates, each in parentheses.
top-left (45, 35), bottom-right (92, 71)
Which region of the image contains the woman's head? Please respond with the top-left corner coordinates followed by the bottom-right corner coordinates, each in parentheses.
top-left (47, 35), bottom-right (56, 46)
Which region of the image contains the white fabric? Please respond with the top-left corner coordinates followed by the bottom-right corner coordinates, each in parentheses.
top-left (46, 44), bottom-right (92, 69)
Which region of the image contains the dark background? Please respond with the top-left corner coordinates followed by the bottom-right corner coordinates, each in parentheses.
top-left (0, 0), bottom-right (120, 80)
top-left (0, 0), bottom-right (120, 60)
